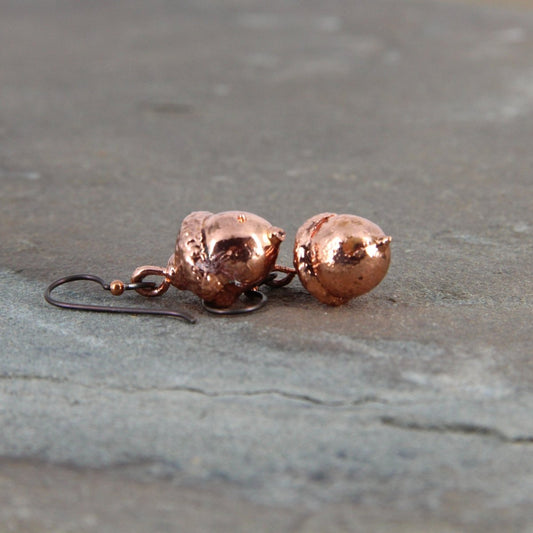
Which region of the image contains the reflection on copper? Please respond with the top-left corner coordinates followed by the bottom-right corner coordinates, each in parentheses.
top-left (159, 211), bottom-right (286, 308)
top-left (45, 210), bottom-right (392, 320)
top-left (293, 213), bottom-right (391, 305)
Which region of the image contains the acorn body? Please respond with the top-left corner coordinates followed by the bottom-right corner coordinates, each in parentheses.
top-left (294, 213), bottom-right (391, 305)
top-left (167, 211), bottom-right (285, 307)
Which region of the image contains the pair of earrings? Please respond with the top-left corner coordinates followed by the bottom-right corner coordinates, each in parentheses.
top-left (45, 211), bottom-right (391, 323)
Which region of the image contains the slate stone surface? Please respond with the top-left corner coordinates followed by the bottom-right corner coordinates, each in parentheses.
top-left (0, 0), bottom-right (532, 531)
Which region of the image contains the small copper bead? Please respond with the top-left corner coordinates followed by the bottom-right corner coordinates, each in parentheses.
top-left (294, 213), bottom-right (391, 305)
top-left (109, 280), bottom-right (125, 296)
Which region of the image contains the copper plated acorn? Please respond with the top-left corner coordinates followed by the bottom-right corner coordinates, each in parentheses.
top-left (165, 211), bottom-right (285, 308)
top-left (44, 209), bottom-right (393, 321)
top-left (294, 213), bottom-right (391, 305)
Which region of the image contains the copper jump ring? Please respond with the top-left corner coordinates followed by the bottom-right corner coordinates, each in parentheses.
top-left (130, 265), bottom-right (171, 297)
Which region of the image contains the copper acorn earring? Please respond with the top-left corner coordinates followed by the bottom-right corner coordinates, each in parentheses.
top-left (45, 211), bottom-right (288, 323)
top-left (293, 213), bottom-right (392, 305)
top-left (141, 210), bottom-right (286, 309)
top-left (44, 210), bottom-right (391, 323)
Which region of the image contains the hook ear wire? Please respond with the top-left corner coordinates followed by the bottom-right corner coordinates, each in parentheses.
top-left (44, 274), bottom-right (196, 324)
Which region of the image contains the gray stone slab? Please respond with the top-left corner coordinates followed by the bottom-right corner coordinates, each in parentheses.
top-left (1, 0), bottom-right (532, 531)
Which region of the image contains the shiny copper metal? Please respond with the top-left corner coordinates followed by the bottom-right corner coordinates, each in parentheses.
top-left (131, 265), bottom-right (171, 297)
top-left (45, 210), bottom-right (392, 320)
top-left (109, 280), bottom-right (125, 296)
top-left (163, 211), bottom-right (285, 308)
top-left (294, 213), bottom-right (391, 305)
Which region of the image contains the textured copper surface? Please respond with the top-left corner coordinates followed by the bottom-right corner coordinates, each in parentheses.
top-left (167, 211), bottom-right (285, 307)
top-left (294, 213), bottom-right (391, 305)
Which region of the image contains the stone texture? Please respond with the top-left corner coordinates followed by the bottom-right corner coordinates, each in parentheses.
top-left (0, 0), bottom-right (532, 531)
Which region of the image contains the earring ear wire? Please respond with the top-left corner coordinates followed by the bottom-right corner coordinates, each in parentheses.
top-left (44, 273), bottom-right (196, 323)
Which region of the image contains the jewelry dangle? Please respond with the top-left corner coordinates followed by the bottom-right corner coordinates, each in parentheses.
top-left (293, 213), bottom-right (392, 305)
top-left (44, 210), bottom-right (392, 323)
top-left (44, 211), bottom-right (286, 322)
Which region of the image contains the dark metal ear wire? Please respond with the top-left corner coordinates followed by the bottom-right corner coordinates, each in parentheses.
top-left (44, 274), bottom-right (197, 324)
top-left (202, 289), bottom-right (267, 315)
